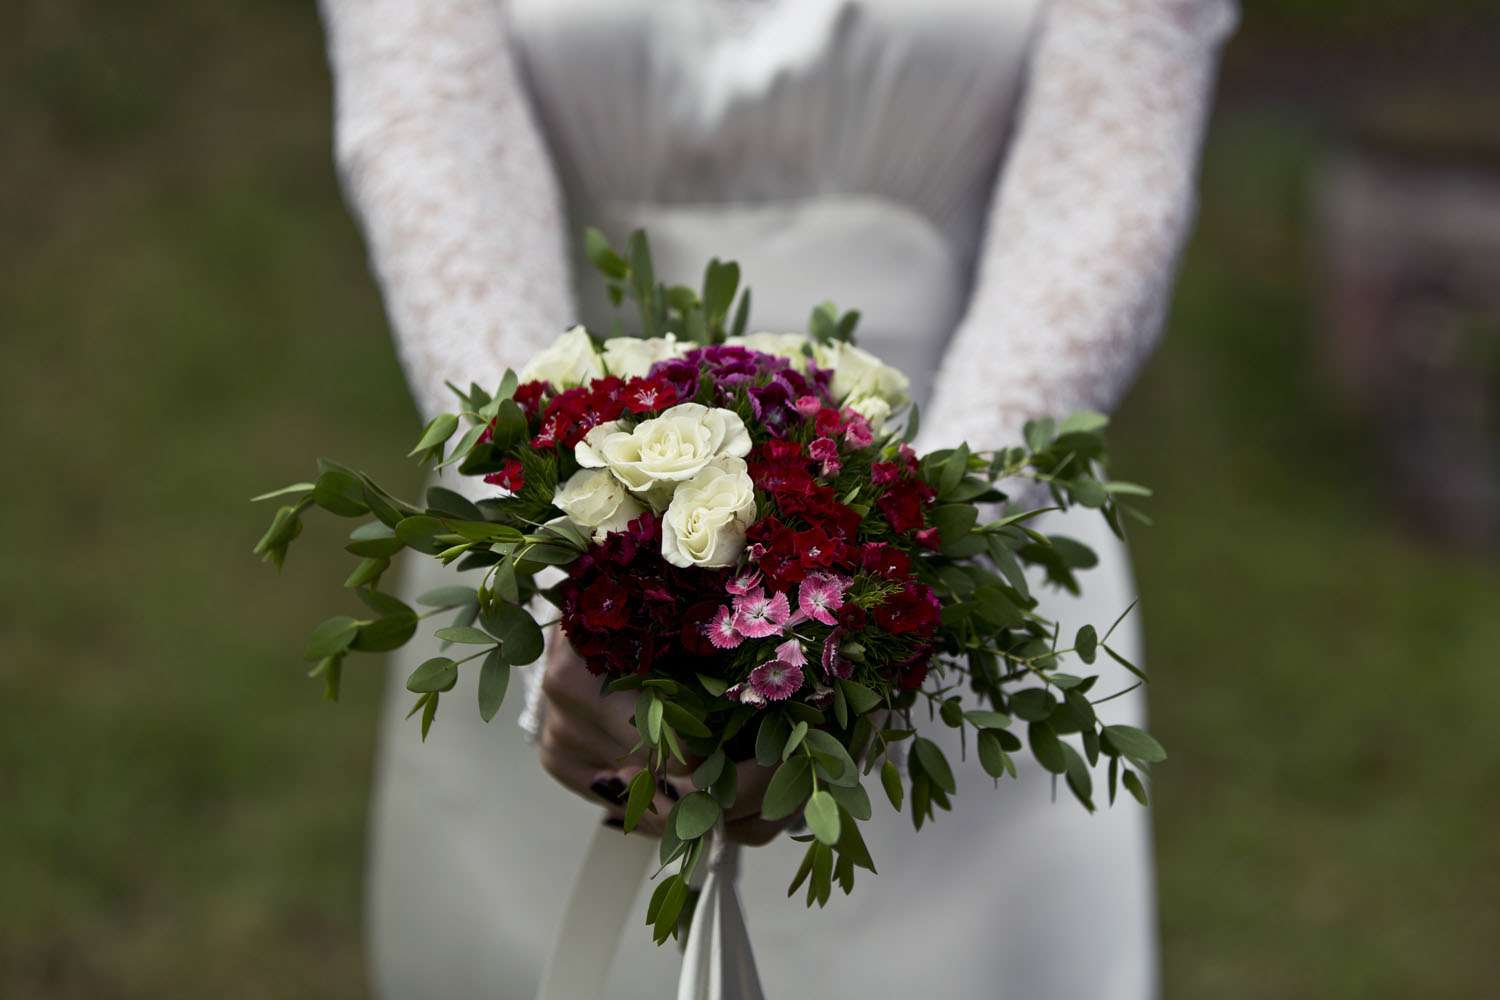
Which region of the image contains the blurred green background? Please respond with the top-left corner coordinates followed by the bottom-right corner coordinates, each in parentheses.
top-left (3, 2), bottom-right (1497, 997)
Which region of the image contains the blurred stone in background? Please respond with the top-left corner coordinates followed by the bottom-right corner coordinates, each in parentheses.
top-left (1315, 103), bottom-right (1500, 549)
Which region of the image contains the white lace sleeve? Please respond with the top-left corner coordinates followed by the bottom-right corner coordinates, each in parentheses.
top-left (318, 0), bottom-right (573, 425)
top-left (319, 0), bottom-right (571, 738)
top-left (921, 0), bottom-right (1238, 462)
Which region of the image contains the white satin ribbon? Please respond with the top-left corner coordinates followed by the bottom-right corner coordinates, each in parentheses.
top-left (535, 822), bottom-right (765, 1000)
top-left (678, 829), bottom-right (765, 1000)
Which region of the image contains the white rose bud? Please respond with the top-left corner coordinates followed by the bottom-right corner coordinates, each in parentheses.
top-left (552, 468), bottom-right (646, 542)
top-left (519, 325), bottom-right (605, 389)
top-left (600, 333), bottom-right (686, 379)
top-left (661, 456), bottom-right (758, 568)
top-left (578, 403), bottom-right (752, 507)
top-left (827, 341), bottom-right (910, 409)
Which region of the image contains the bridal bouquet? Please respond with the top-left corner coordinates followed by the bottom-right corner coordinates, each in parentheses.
top-left (254, 230), bottom-right (1162, 943)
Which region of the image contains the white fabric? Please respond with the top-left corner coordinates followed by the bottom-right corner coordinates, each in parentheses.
top-left (319, 1), bottom-right (1236, 996)
top-left (678, 834), bottom-right (764, 1000)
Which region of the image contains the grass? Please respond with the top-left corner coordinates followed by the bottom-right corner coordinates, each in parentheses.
top-left (2, 3), bottom-right (1497, 998)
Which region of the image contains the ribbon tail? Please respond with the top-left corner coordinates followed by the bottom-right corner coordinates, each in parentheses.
top-left (678, 838), bottom-right (765, 1000)
top-left (536, 820), bottom-right (655, 1000)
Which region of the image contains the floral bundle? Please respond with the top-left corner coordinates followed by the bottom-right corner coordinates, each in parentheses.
top-left (254, 230), bottom-right (1163, 943)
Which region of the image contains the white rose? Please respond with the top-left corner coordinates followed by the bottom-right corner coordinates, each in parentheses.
top-left (577, 403), bottom-right (752, 503)
top-left (552, 468), bottom-right (646, 542)
top-left (844, 393), bottom-right (893, 429)
top-left (661, 456), bottom-right (758, 568)
top-left (826, 341), bottom-right (910, 409)
top-left (600, 333), bottom-right (686, 379)
top-left (725, 331), bottom-right (820, 367)
top-left (519, 325), bottom-right (605, 389)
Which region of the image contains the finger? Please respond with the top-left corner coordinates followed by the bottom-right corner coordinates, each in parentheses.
top-left (542, 655), bottom-right (642, 750)
top-left (540, 706), bottom-right (641, 770)
top-left (723, 758), bottom-right (779, 822)
top-left (723, 814), bottom-right (788, 847)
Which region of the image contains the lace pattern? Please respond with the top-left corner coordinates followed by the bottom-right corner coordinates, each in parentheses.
top-left (920, 0), bottom-right (1237, 458)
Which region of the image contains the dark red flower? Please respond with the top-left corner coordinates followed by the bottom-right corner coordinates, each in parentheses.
top-left (875, 582), bottom-right (942, 636)
top-left (484, 458), bottom-right (526, 493)
top-left (622, 376), bottom-right (679, 414)
top-left (859, 542), bottom-right (910, 579)
top-left (877, 485), bottom-right (925, 534)
top-left (580, 579), bottom-right (630, 630)
top-left (513, 380), bottom-right (549, 418)
top-left (814, 407), bottom-right (843, 437)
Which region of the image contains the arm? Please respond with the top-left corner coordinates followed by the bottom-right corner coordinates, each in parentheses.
top-left (318, 0), bottom-right (573, 423)
top-left (922, 0), bottom-right (1238, 462)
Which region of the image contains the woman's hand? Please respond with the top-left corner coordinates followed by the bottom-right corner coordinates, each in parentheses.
top-left (538, 642), bottom-right (791, 846)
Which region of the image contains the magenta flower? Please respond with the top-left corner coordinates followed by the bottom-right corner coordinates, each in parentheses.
top-left (725, 569), bottom-right (762, 597)
top-left (723, 682), bottom-right (767, 707)
top-left (733, 588), bottom-right (792, 639)
top-left (775, 637), bottom-right (807, 668)
top-left (842, 411), bottom-right (874, 448)
top-left (808, 436), bottom-right (842, 477)
top-left (749, 659), bottom-right (805, 701)
top-left (798, 572), bottom-right (848, 626)
top-left (704, 605), bottom-right (743, 650)
top-left (821, 627), bottom-right (853, 679)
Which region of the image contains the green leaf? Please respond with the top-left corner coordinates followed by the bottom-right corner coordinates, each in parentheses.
top-left (645, 696), bottom-right (664, 744)
top-left (654, 703), bottom-right (706, 740)
top-left (1057, 410), bottom-right (1109, 435)
top-left (623, 770), bottom-right (656, 834)
top-left (343, 557), bottom-right (388, 589)
top-left (1103, 480), bottom-right (1153, 498)
top-left (761, 756), bottom-right (813, 822)
top-left (1074, 624), bottom-right (1099, 664)
top-left (674, 791), bottom-right (721, 840)
top-left (432, 626), bottom-right (493, 645)
top-left (425, 485), bottom-right (483, 521)
top-left (1122, 768), bottom-right (1150, 806)
top-left (834, 808), bottom-right (877, 872)
top-left (691, 749), bottom-right (726, 789)
top-left (964, 710), bottom-right (1011, 730)
top-left (1028, 722), bottom-right (1069, 774)
top-left (312, 465), bottom-right (368, 517)
top-left (880, 760), bottom-right (904, 812)
top-left (839, 679), bottom-right (882, 716)
top-left (1063, 743), bottom-right (1095, 811)
top-left (583, 226), bottom-right (628, 279)
top-left (755, 713), bottom-right (791, 767)
top-left (802, 729), bottom-right (859, 787)
top-left (710, 756), bottom-right (738, 809)
top-left (481, 602), bottom-right (545, 666)
top-left (825, 780), bottom-right (872, 822)
top-left (393, 515), bottom-right (447, 555)
top-left (783, 720), bottom-right (809, 761)
top-left (406, 656), bottom-right (458, 693)
top-left (250, 482), bottom-right (315, 503)
top-left (1010, 687), bottom-right (1056, 722)
top-left (804, 790), bottom-right (841, 846)
top-left (697, 673), bottom-right (729, 697)
top-left (1103, 724), bottom-right (1166, 764)
top-left (409, 412), bottom-right (460, 458)
top-left (477, 649), bottom-right (509, 722)
top-left (420, 690), bottom-right (439, 740)
top-left (977, 730), bottom-right (1008, 779)
top-left (351, 614), bottom-right (418, 652)
top-left (911, 737), bottom-right (957, 794)
top-left (417, 586), bottom-right (479, 609)
top-left (304, 616), bottom-right (359, 661)
top-left (1103, 642), bottom-right (1149, 682)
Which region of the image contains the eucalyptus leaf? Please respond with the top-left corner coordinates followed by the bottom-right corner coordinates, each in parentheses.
top-left (477, 649), bottom-right (509, 722)
top-left (804, 790), bottom-right (841, 846)
top-left (406, 656), bottom-right (458, 693)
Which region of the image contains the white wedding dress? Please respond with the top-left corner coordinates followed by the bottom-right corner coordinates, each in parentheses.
top-left (317, 1), bottom-right (1236, 997)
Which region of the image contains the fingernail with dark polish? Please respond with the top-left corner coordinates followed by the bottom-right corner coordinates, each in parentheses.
top-left (603, 816), bottom-right (625, 829)
top-left (591, 776), bottom-right (629, 804)
top-left (664, 783), bottom-right (680, 801)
